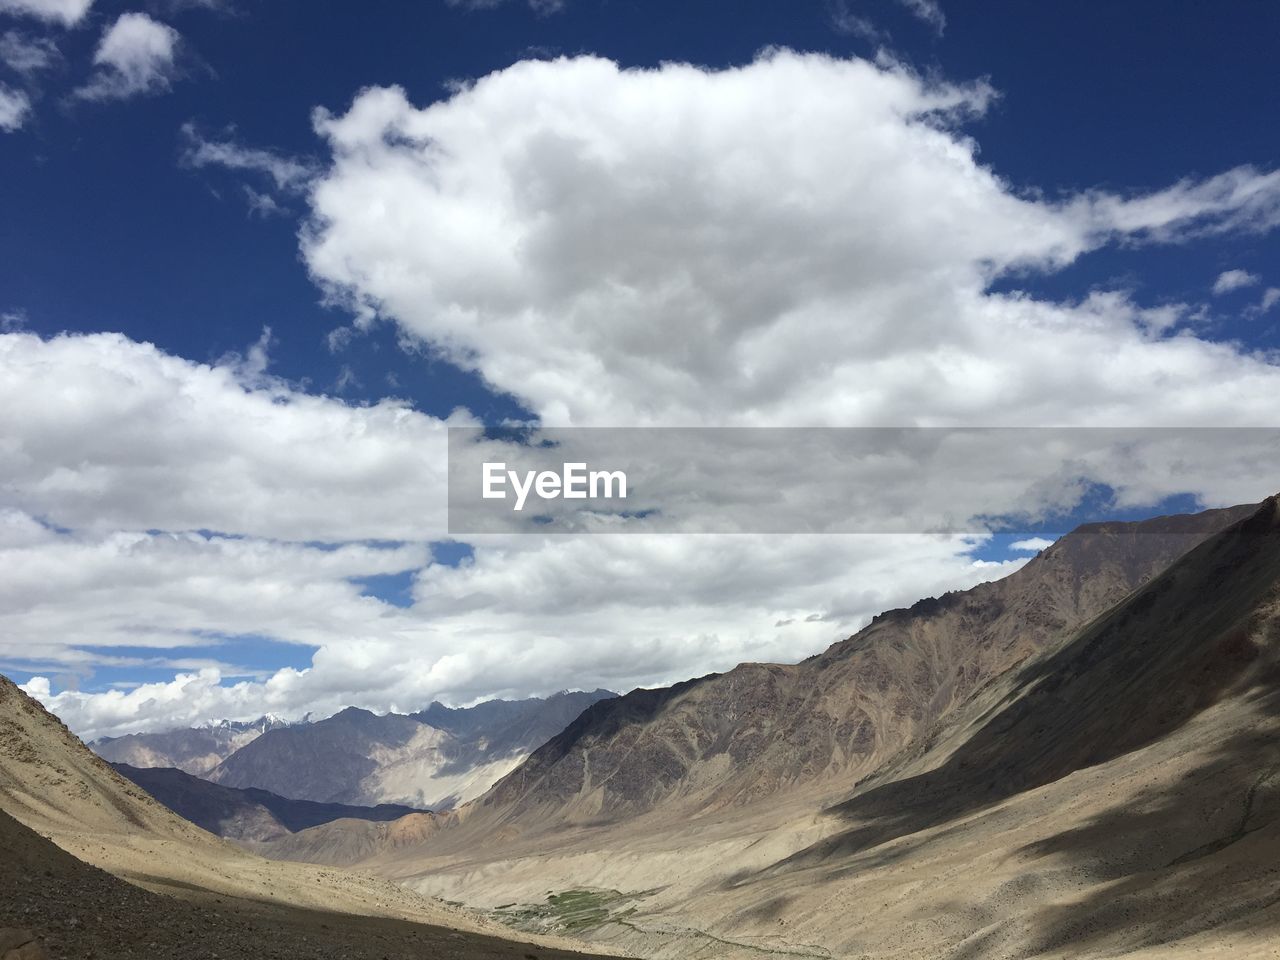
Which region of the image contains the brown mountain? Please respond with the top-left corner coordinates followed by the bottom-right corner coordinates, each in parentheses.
top-left (471, 503), bottom-right (1256, 826)
top-left (284, 498), bottom-right (1280, 960)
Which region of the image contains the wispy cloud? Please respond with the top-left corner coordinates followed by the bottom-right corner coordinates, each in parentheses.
top-left (0, 30), bottom-right (58, 74)
top-left (180, 123), bottom-right (317, 216)
top-left (446, 0), bottom-right (566, 14)
top-left (1245, 287), bottom-right (1280, 320)
top-left (0, 0), bottom-right (92, 27)
top-left (74, 13), bottom-right (182, 102)
top-left (828, 0), bottom-right (884, 42)
top-left (159, 0), bottom-right (236, 12)
top-left (242, 185), bottom-right (284, 218)
top-left (180, 122), bottom-right (316, 192)
top-left (1009, 537), bottom-right (1055, 553)
top-left (1213, 268), bottom-right (1260, 294)
top-left (0, 83), bottom-right (30, 131)
top-left (896, 0), bottom-right (945, 34)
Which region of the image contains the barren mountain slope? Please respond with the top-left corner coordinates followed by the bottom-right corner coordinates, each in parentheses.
top-left (458, 503), bottom-right (1256, 832)
top-left (617, 494), bottom-right (1280, 960)
top-left (412, 690), bottom-right (619, 757)
top-left (0, 672), bottom-right (621, 956)
top-left (254, 811), bottom-right (443, 866)
top-left (0, 805), bottom-right (620, 960)
top-left (383, 497), bottom-right (1280, 960)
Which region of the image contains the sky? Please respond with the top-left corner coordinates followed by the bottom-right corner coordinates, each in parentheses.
top-left (2, 0), bottom-right (1279, 738)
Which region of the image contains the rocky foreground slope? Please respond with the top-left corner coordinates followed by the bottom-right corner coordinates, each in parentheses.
top-left (0, 673), bottom-right (622, 960)
top-left (0, 806), bottom-right (615, 960)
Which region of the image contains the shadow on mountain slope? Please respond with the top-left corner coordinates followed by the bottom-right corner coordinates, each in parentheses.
top-left (0, 806), bottom-right (619, 960)
top-left (466, 505), bottom-right (1253, 834)
top-left (782, 496), bottom-right (1280, 872)
top-left (1014, 699), bottom-right (1280, 955)
top-left (113, 763), bottom-right (427, 842)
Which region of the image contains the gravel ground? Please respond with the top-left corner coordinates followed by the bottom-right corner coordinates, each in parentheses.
top-left (0, 809), bottom-right (615, 960)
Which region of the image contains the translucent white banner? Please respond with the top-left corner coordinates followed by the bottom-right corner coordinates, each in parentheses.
top-left (447, 427), bottom-right (1280, 534)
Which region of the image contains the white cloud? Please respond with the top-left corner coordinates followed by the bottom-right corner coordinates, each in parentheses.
top-left (0, 29), bottom-right (57, 73)
top-left (0, 331), bottom-right (455, 540)
top-left (1009, 537), bottom-right (1055, 552)
top-left (304, 52), bottom-right (1280, 430)
top-left (0, 309), bottom-right (27, 330)
top-left (896, 0), bottom-right (945, 34)
top-left (161, 0), bottom-right (234, 11)
top-left (16, 528), bottom-right (1024, 740)
top-left (0, 0), bottom-right (90, 26)
top-left (446, 0), bottom-right (565, 14)
top-left (0, 333), bottom-right (1038, 741)
top-left (828, 0), bottom-right (885, 41)
top-left (1261, 288), bottom-right (1280, 313)
top-left (180, 122), bottom-right (317, 193)
top-left (0, 520), bottom-right (428, 663)
top-left (10, 327), bottom-right (1280, 742)
top-left (74, 12), bottom-right (180, 102)
top-left (0, 81), bottom-right (29, 130)
top-left (1213, 268), bottom-right (1260, 294)
top-left (243, 185), bottom-right (285, 218)
top-left (1074, 167), bottom-right (1280, 241)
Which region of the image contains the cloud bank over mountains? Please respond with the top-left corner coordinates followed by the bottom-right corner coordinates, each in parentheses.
top-left (10, 51), bottom-right (1280, 738)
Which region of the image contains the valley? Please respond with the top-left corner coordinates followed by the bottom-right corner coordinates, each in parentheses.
top-left (7, 499), bottom-right (1280, 959)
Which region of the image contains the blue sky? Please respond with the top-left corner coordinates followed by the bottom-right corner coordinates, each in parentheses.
top-left (2, 0), bottom-right (1279, 735)
top-left (6, 0), bottom-right (1279, 410)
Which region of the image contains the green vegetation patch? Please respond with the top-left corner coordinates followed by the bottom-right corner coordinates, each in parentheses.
top-left (493, 887), bottom-right (652, 934)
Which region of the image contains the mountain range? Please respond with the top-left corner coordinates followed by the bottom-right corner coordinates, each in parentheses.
top-left (90, 689), bottom-right (617, 812)
top-left (91, 715), bottom-right (289, 775)
top-left (11, 497), bottom-right (1280, 959)
top-left (249, 498), bottom-right (1280, 960)
top-left (206, 689), bottom-right (616, 809)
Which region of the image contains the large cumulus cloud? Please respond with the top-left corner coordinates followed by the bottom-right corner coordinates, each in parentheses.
top-left (304, 52), bottom-right (1280, 428)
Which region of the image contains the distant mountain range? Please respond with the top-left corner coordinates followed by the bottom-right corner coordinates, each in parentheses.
top-left (91, 715), bottom-right (290, 775)
top-left (209, 690), bottom-right (615, 809)
top-left (90, 689), bottom-right (616, 811)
